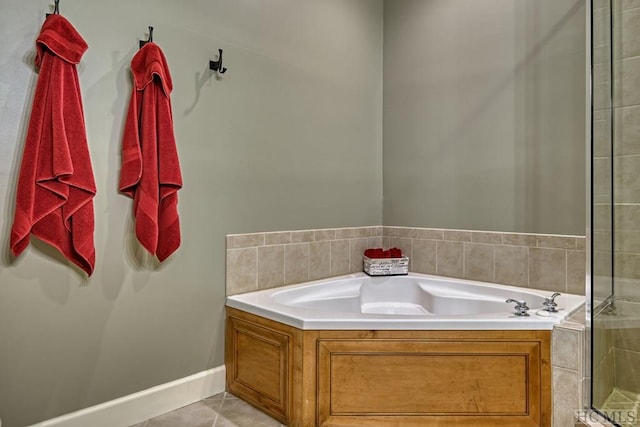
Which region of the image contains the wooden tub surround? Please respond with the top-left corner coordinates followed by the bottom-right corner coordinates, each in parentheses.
top-left (225, 307), bottom-right (552, 427)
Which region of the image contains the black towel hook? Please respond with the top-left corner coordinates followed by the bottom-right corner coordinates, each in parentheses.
top-left (139, 26), bottom-right (154, 49)
top-left (209, 49), bottom-right (227, 74)
top-left (46, 0), bottom-right (60, 16)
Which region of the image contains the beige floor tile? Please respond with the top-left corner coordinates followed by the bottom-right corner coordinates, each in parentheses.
top-left (215, 396), bottom-right (282, 426)
top-left (144, 399), bottom-right (221, 427)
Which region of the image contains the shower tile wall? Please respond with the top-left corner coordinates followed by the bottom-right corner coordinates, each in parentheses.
top-left (612, 0), bottom-right (640, 398)
top-left (226, 226), bottom-right (586, 296)
top-left (614, 0), bottom-right (640, 295)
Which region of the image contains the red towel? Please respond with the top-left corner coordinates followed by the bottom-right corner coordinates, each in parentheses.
top-left (10, 15), bottom-right (96, 276)
top-left (119, 43), bottom-right (182, 261)
top-left (364, 248), bottom-right (403, 259)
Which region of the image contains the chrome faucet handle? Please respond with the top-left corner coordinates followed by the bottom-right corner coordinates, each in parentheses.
top-left (506, 299), bottom-right (530, 317)
top-left (543, 293), bottom-right (561, 312)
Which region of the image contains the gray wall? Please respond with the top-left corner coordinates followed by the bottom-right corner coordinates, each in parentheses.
top-left (0, 1), bottom-right (383, 425)
top-left (383, 0), bottom-right (586, 235)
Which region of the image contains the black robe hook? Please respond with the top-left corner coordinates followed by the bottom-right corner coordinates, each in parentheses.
top-left (46, 0), bottom-right (59, 16)
top-left (209, 49), bottom-right (227, 74)
top-left (139, 26), bottom-right (154, 49)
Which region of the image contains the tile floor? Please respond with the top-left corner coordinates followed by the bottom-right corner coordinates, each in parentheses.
top-left (599, 388), bottom-right (640, 427)
top-left (129, 392), bottom-right (284, 427)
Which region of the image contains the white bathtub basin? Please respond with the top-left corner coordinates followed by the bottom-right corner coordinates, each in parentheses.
top-left (226, 272), bottom-right (584, 330)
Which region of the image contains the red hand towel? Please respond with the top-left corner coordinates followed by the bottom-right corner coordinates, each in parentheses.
top-left (389, 247), bottom-right (403, 258)
top-left (10, 15), bottom-right (96, 276)
top-left (119, 43), bottom-right (182, 261)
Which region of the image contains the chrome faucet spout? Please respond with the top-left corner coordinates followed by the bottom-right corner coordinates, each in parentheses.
top-left (543, 293), bottom-right (561, 313)
top-left (506, 299), bottom-right (530, 317)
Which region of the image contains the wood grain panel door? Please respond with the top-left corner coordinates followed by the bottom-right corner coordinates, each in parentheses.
top-left (226, 316), bottom-right (291, 422)
top-left (317, 339), bottom-right (545, 427)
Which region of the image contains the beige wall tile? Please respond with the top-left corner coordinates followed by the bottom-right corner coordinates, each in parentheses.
top-left (593, 157), bottom-right (612, 199)
top-left (576, 237), bottom-right (586, 251)
top-left (594, 7), bottom-right (611, 50)
top-left (615, 106), bottom-right (640, 155)
top-left (593, 46), bottom-right (610, 68)
top-left (471, 232), bottom-right (502, 244)
top-left (593, 115), bottom-right (612, 158)
top-left (502, 233), bottom-right (538, 247)
top-left (331, 239), bottom-right (350, 276)
top-left (537, 235), bottom-right (577, 250)
top-left (335, 228), bottom-right (357, 239)
top-left (264, 232), bottom-right (291, 245)
top-left (594, 203), bottom-right (613, 231)
top-left (354, 227), bottom-right (374, 238)
top-left (593, 62), bottom-right (611, 85)
top-left (613, 324), bottom-right (640, 353)
top-left (567, 250), bottom-right (587, 295)
top-left (291, 230), bottom-right (315, 243)
top-left (464, 243), bottom-right (494, 282)
top-left (258, 246), bottom-right (284, 290)
top-left (552, 367), bottom-right (582, 427)
top-left (437, 241), bottom-right (463, 278)
top-left (615, 252), bottom-right (640, 279)
top-left (614, 349), bottom-right (640, 393)
top-left (309, 241), bottom-right (331, 281)
top-left (382, 226), bottom-right (396, 237)
top-left (411, 239), bottom-right (437, 275)
top-left (594, 81), bottom-right (612, 110)
top-left (594, 109), bottom-right (609, 122)
top-left (227, 233), bottom-right (264, 249)
top-left (619, 8), bottom-right (640, 59)
top-left (622, 0), bottom-right (640, 10)
top-left (314, 229), bottom-right (336, 241)
top-left (284, 243), bottom-right (309, 285)
top-left (594, 231), bottom-right (612, 250)
top-left (615, 203), bottom-right (640, 230)
top-left (615, 155), bottom-right (640, 203)
top-left (614, 57), bottom-right (640, 108)
top-left (553, 327), bottom-right (583, 372)
top-left (381, 236), bottom-right (390, 249)
top-left (616, 229), bottom-right (640, 253)
top-left (495, 245), bottom-right (529, 288)
top-left (388, 237), bottom-right (412, 260)
top-left (371, 226), bottom-right (383, 237)
top-left (415, 228), bottom-right (443, 240)
top-left (226, 248), bottom-right (257, 295)
top-left (393, 227), bottom-right (419, 238)
top-left (442, 230), bottom-right (472, 242)
top-left (529, 248), bottom-right (567, 292)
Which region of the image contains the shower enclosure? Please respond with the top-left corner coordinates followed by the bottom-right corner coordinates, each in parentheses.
top-left (591, 0), bottom-right (640, 425)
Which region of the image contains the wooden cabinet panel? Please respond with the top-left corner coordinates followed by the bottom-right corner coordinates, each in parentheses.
top-left (225, 308), bottom-right (551, 427)
top-left (226, 315), bottom-right (292, 423)
top-left (317, 339), bottom-right (543, 426)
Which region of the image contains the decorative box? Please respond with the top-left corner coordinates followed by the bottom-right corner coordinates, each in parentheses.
top-left (363, 256), bottom-right (409, 276)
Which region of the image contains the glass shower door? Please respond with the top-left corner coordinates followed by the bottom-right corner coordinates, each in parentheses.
top-left (591, 0), bottom-right (640, 425)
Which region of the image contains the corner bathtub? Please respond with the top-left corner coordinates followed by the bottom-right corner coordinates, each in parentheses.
top-left (226, 272), bottom-right (584, 330)
top-left (225, 273), bottom-right (584, 427)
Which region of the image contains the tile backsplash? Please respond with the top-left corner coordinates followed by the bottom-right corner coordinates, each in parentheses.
top-left (226, 226), bottom-right (586, 296)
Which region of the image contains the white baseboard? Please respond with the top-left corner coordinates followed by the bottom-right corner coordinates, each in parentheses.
top-left (28, 365), bottom-right (226, 427)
